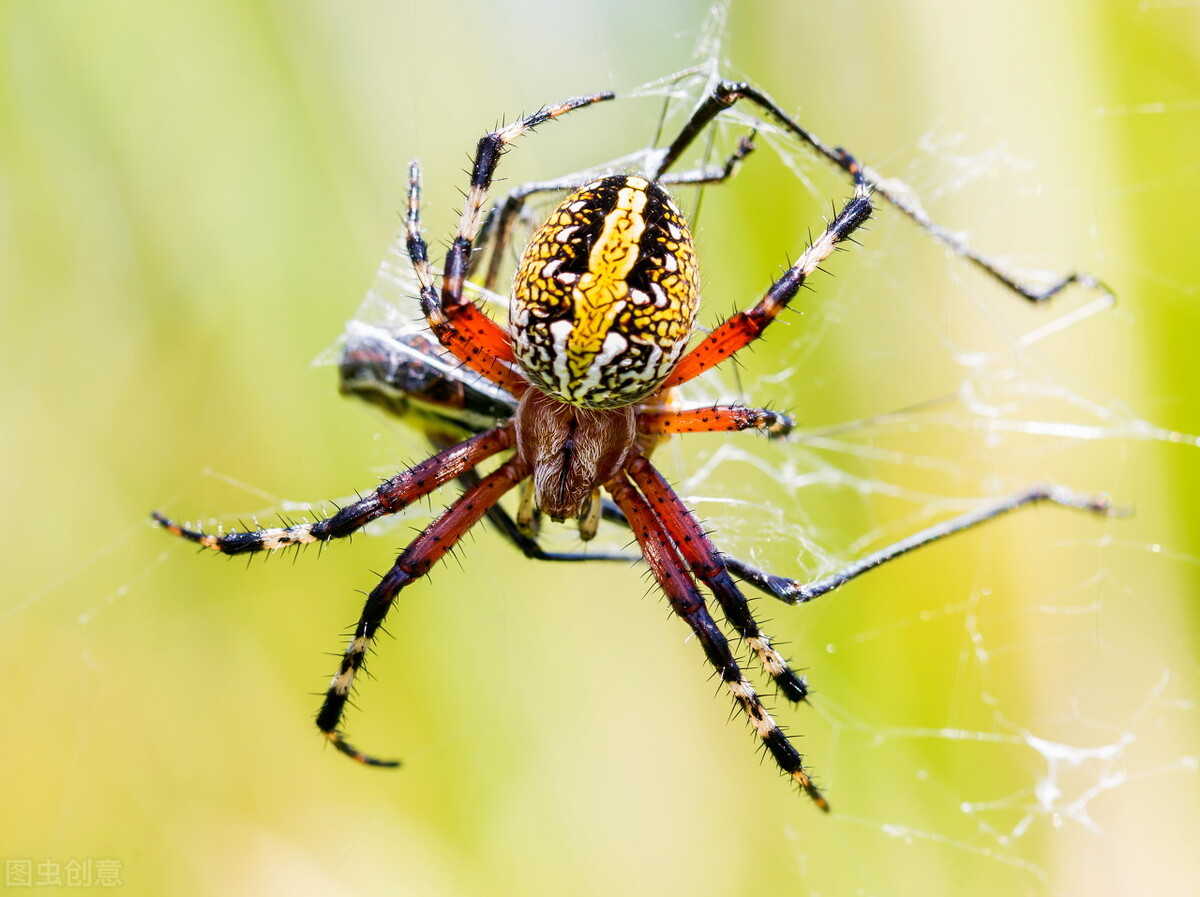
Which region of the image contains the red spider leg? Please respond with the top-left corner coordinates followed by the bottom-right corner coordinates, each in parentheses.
top-left (318, 456), bottom-right (531, 766)
top-left (637, 405), bottom-right (794, 438)
top-left (152, 425), bottom-right (515, 555)
top-left (419, 94), bottom-right (616, 391)
top-left (403, 161), bottom-right (528, 396)
top-left (624, 452), bottom-right (808, 703)
top-left (425, 431), bottom-right (633, 564)
top-left (660, 162), bottom-right (872, 391)
top-left (606, 471), bottom-right (828, 810)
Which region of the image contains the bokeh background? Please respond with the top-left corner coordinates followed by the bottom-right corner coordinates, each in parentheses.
top-left (3, 1), bottom-right (1197, 895)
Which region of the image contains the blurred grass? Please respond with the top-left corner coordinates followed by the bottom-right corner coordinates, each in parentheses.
top-left (2, 1), bottom-right (1197, 895)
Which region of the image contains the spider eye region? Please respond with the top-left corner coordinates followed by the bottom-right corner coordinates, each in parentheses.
top-left (510, 175), bottom-right (699, 410)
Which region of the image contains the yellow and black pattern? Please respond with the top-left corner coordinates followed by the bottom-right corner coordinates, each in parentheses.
top-left (510, 176), bottom-right (698, 409)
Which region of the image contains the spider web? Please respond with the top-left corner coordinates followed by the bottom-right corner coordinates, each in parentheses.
top-left (8, 2), bottom-right (1192, 895)
top-left (312, 5), bottom-right (1199, 895)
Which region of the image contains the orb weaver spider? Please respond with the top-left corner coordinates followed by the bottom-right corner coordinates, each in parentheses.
top-left (155, 81), bottom-right (1116, 810)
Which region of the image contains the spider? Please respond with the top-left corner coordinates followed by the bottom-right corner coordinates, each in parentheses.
top-left (154, 81), bottom-right (1116, 810)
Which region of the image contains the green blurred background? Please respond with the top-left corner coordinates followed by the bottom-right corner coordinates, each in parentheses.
top-left (3, 1), bottom-right (1197, 895)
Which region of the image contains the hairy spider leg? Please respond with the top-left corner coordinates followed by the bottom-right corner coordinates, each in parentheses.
top-left (318, 456), bottom-right (531, 765)
top-left (653, 79), bottom-right (1110, 304)
top-left (726, 484), bottom-right (1118, 605)
top-left (419, 93), bottom-right (616, 386)
top-left (151, 425), bottom-right (514, 554)
top-left (607, 471), bottom-right (828, 810)
top-left (625, 453), bottom-right (808, 703)
top-left (637, 404), bottom-right (794, 437)
top-left (661, 161), bottom-right (872, 390)
top-left (403, 161), bottom-right (527, 396)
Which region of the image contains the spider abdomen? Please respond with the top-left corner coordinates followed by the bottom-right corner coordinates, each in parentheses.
top-left (510, 176), bottom-right (699, 410)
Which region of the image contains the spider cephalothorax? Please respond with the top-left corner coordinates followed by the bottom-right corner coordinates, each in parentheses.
top-left (154, 82), bottom-right (1114, 810)
top-left (513, 389), bottom-right (633, 522)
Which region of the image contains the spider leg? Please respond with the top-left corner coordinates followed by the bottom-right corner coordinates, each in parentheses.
top-left (339, 339), bottom-right (639, 565)
top-left (658, 132), bottom-right (757, 188)
top-left (721, 484), bottom-right (1118, 605)
top-left (474, 174), bottom-right (584, 291)
top-left (653, 79), bottom-right (1111, 304)
top-left (318, 456), bottom-right (531, 765)
top-left (605, 497), bottom-right (767, 570)
top-left (607, 471), bottom-right (827, 809)
top-left (661, 167), bottom-right (872, 390)
top-left (422, 93), bottom-right (614, 385)
top-left (403, 161), bottom-right (527, 396)
top-left (441, 451), bottom-right (634, 564)
top-left (624, 453), bottom-right (808, 703)
top-left (638, 404), bottom-right (794, 438)
top-left (152, 425), bottom-right (514, 555)
top-left (474, 133), bottom-right (758, 293)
